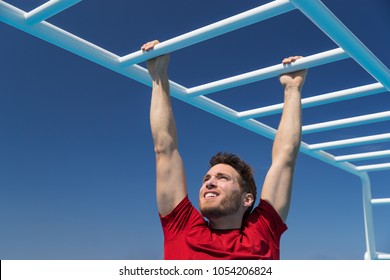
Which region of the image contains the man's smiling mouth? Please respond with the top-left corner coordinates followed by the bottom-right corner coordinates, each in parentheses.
top-left (205, 192), bottom-right (219, 198)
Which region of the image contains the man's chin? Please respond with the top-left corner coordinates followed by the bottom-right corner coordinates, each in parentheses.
top-left (200, 206), bottom-right (225, 220)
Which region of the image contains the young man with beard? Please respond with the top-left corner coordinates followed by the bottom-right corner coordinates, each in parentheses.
top-left (142, 40), bottom-right (307, 260)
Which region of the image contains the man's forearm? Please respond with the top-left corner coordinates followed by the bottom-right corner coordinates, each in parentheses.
top-left (150, 74), bottom-right (178, 155)
top-left (272, 86), bottom-right (302, 164)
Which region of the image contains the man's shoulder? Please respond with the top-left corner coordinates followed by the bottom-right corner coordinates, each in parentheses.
top-left (160, 195), bottom-right (207, 237)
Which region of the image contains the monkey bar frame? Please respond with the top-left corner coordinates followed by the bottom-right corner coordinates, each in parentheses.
top-left (1, 0), bottom-right (389, 259)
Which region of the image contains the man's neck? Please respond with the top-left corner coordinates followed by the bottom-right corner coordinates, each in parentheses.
top-left (208, 214), bottom-right (243, 230)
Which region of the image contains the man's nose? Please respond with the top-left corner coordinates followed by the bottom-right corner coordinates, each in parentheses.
top-left (205, 176), bottom-right (217, 189)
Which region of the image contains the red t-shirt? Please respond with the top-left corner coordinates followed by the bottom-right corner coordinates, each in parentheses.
top-left (160, 196), bottom-right (287, 260)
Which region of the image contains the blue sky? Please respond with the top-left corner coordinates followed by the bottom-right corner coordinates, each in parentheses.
top-left (1, 0), bottom-right (389, 260)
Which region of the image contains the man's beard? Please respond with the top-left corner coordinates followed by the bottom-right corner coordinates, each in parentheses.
top-left (199, 189), bottom-right (242, 220)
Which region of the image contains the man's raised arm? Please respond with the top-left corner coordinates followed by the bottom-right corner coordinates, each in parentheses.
top-left (261, 56), bottom-right (307, 222)
top-left (142, 40), bottom-right (187, 216)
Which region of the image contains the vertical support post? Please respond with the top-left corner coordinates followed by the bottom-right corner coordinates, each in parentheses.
top-left (360, 173), bottom-right (377, 259)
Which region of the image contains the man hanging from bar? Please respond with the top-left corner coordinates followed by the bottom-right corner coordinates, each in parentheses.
top-left (142, 40), bottom-right (307, 259)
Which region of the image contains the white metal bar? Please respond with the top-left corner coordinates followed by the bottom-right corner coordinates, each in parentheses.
top-left (335, 150), bottom-right (390, 162)
top-left (302, 111), bottom-right (390, 134)
top-left (290, 0), bottom-right (390, 90)
top-left (360, 173), bottom-right (377, 260)
top-left (299, 143), bottom-right (360, 176)
top-left (187, 48), bottom-right (349, 97)
top-left (371, 198), bottom-right (390, 206)
top-left (0, 2), bottom-right (129, 78)
top-left (0, 1), bottom-right (360, 179)
top-left (227, 118), bottom-right (361, 176)
top-left (119, 0), bottom-right (295, 66)
top-left (238, 82), bottom-right (386, 119)
top-left (308, 133), bottom-right (390, 151)
top-left (25, 0), bottom-right (82, 25)
top-left (377, 253), bottom-right (390, 260)
top-left (356, 163), bottom-right (390, 172)
top-left (0, 1), bottom-right (246, 125)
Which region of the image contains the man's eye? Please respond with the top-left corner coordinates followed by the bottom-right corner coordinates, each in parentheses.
top-left (217, 175), bottom-right (228, 181)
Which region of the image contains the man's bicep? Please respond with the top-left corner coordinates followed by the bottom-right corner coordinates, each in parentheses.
top-left (155, 149), bottom-right (187, 216)
top-left (260, 161), bottom-right (294, 222)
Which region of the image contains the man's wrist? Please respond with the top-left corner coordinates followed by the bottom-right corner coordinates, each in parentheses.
top-left (284, 85), bottom-right (301, 91)
top-left (151, 72), bottom-right (168, 81)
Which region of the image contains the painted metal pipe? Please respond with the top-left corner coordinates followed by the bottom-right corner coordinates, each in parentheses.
top-left (232, 117), bottom-right (360, 175)
top-left (119, 0), bottom-right (295, 66)
top-left (335, 150), bottom-right (390, 162)
top-left (290, 0), bottom-right (390, 90)
top-left (308, 133), bottom-right (390, 151)
top-left (187, 48), bottom-right (349, 97)
top-left (1, 2), bottom-right (131, 79)
top-left (0, 1), bottom-right (276, 138)
top-left (0, 1), bottom-right (365, 179)
top-left (25, 0), bottom-right (82, 25)
top-left (238, 82), bottom-right (386, 119)
top-left (356, 163), bottom-right (390, 172)
top-left (371, 198), bottom-right (390, 206)
top-left (377, 253), bottom-right (390, 260)
top-left (302, 111), bottom-right (390, 134)
top-left (0, 1), bottom-right (242, 124)
top-left (360, 173), bottom-right (377, 260)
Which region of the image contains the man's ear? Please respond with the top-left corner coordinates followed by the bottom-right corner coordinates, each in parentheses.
top-left (243, 193), bottom-right (254, 207)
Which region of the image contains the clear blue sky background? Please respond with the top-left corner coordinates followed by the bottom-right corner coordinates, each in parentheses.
top-left (1, 0), bottom-right (389, 260)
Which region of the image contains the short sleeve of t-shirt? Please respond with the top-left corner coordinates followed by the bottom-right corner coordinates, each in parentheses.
top-left (245, 199), bottom-right (288, 246)
top-left (160, 196), bottom-right (205, 239)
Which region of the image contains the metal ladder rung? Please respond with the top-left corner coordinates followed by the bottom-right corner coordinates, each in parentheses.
top-left (377, 253), bottom-right (390, 260)
top-left (25, 0), bottom-right (81, 25)
top-left (357, 163), bottom-right (390, 172)
top-left (371, 198), bottom-right (390, 206)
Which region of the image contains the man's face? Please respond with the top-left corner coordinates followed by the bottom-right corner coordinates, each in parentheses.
top-left (199, 163), bottom-right (243, 220)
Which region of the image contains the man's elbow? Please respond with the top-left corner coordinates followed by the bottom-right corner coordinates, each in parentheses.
top-left (153, 135), bottom-right (177, 157)
top-left (275, 144), bottom-right (300, 167)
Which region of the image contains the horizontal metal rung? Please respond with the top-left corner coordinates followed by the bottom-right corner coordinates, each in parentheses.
top-left (356, 163), bottom-right (390, 172)
top-left (371, 198), bottom-right (390, 206)
top-left (238, 82), bottom-right (386, 119)
top-left (308, 133), bottom-right (390, 151)
top-left (377, 253), bottom-right (390, 260)
top-left (25, 0), bottom-right (81, 25)
top-left (187, 48), bottom-right (348, 97)
top-left (302, 111), bottom-right (390, 134)
top-left (119, 0), bottom-right (295, 66)
top-left (335, 150), bottom-right (390, 162)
